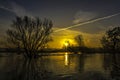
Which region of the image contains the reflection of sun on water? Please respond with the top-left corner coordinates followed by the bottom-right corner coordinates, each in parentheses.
top-left (65, 52), bottom-right (69, 66)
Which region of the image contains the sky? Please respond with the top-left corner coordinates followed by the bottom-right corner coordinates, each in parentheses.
top-left (0, 0), bottom-right (120, 48)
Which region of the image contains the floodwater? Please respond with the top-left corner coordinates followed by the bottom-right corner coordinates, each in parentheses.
top-left (0, 52), bottom-right (119, 80)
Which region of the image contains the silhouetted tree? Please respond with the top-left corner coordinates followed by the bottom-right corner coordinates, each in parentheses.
top-left (75, 35), bottom-right (84, 47)
top-left (6, 16), bottom-right (53, 58)
top-left (67, 35), bottom-right (85, 52)
top-left (101, 27), bottom-right (120, 52)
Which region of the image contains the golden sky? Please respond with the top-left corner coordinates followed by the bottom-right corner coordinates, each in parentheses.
top-left (48, 28), bottom-right (104, 48)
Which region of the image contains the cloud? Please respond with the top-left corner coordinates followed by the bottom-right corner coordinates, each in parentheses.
top-left (0, 2), bottom-right (31, 16)
top-left (10, 2), bottom-right (28, 16)
top-left (73, 11), bottom-right (96, 24)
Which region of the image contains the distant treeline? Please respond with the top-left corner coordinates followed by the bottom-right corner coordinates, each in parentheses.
top-left (0, 48), bottom-right (70, 53)
top-left (0, 47), bottom-right (120, 54)
top-left (67, 46), bottom-right (120, 53)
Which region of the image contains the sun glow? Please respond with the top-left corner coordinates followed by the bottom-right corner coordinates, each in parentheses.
top-left (61, 39), bottom-right (76, 47)
top-left (64, 42), bottom-right (69, 47)
top-left (49, 29), bottom-right (102, 48)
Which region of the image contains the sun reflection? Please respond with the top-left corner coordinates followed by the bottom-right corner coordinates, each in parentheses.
top-left (65, 52), bottom-right (69, 66)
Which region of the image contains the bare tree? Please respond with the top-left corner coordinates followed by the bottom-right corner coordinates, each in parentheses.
top-left (101, 27), bottom-right (120, 52)
top-left (6, 16), bottom-right (53, 58)
top-left (75, 35), bottom-right (84, 47)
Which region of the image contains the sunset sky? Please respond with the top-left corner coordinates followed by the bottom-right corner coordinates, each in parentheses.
top-left (0, 0), bottom-right (120, 48)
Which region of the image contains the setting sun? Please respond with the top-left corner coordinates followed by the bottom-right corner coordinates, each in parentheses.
top-left (64, 41), bottom-right (69, 47)
top-left (60, 38), bottom-right (76, 48)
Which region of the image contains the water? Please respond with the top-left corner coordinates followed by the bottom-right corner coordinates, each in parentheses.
top-left (0, 52), bottom-right (119, 80)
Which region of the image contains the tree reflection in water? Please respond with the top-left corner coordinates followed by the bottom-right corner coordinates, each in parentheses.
top-left (104, 53), bottom-right (120, 79)
top-left (78, 54), bottom-right (85, 72)
top-left (6, 56), bottom-right (53, 80)
top-left (1, 53), bottom-right (120, 80)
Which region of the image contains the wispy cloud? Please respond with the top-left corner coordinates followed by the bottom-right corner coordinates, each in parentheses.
top-left (73, 11), bottom-right (96, 24)
top-left (0, 2), bottom-right (31, 16)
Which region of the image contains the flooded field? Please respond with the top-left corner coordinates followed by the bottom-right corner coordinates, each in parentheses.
top-left (0, 52), bottom-right (119, 80)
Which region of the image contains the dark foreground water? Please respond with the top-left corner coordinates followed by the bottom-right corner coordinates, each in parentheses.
top-left (0, 52), bottom-right (120, 80)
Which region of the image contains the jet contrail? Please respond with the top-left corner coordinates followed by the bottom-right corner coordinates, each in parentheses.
top-left (0, 5), bottom-right (33, 18)
top-left (0, 6), bottom-right (14, 13)
top-left (54, 12), bottom-right (120, 32)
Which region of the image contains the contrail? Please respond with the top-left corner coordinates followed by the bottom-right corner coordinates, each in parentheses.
top-left (54, 12), bottom-right (120, 32)
top-left (0, 6), bottom-right (14, 13)
top-left (0, 5), bottom-right (33, 18)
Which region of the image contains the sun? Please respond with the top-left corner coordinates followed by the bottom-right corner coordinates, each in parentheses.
top-left (60, 38), bottom-right (76, 48)
top-left (64, 41), bottom-right (69, 47)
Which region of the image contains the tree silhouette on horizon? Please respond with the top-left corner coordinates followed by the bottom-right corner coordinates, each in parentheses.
top-left (101, 27), bottom-right (120, 52)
